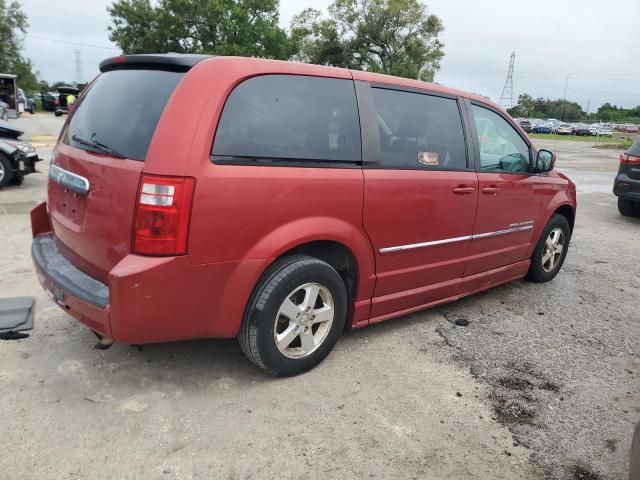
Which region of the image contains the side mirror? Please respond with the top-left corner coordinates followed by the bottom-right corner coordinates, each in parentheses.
top-left (535, 149), bottom-right (556, 173)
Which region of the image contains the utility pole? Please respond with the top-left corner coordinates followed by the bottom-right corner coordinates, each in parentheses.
top-left (499, 51), bottom-right (516, 110)
top-left (559, 75), bottom-right (569, 122)
top-left (584, 100), bottom-right (590, 123)
top-left (74, 49), bottom-right (83, 86)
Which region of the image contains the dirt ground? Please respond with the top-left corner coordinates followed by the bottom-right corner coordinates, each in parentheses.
top-left (0, 115), bottom-right (637, 480)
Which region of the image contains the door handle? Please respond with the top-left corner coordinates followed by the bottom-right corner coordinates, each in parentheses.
top-left (453, 186), bottom-right (476, 195)
top-left (482, 185), bottom-right (500, 195)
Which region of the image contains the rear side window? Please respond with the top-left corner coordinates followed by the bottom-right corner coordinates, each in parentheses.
top-left (628, 138), bottom-right (640, 157)
top-left (212, 75), bottom-right (361, 163)
top-left (372, 87), bottom-right (467, 170)
top-left (62, 69), bottom-right (184, 161)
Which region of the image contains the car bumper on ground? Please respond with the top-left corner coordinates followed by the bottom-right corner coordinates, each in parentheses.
top-left (613, 173), bottom-right (640, 201)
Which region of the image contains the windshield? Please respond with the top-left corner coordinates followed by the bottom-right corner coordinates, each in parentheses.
top-left (61, 69), bottom-right (184, 161)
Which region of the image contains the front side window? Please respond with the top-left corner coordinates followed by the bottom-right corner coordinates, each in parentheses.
top-left (371, 87), bottom-right (467, 170)
top-left (471, 105), bottom-right (530, 173)
top-left (212, 75), bottom-right (361, 163)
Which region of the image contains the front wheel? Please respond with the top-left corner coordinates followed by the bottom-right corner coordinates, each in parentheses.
top-left (239, 255), bottom-right (347, 376)
top-left (618, 197), bottom-right (640, 217)
top-left (526, 214), bottom-right (571, 283)
top-left (0, 154), bottom-right (13, 188)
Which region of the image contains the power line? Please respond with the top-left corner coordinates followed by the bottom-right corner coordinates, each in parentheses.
top-left (24, 35), bottom-right (119, 51)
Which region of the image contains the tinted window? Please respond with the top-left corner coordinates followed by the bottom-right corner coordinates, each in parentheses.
top-left (471, 105), bottom-right (530, 173)
top-left (62, 69), bottom-right (184, 161)
top-left (628, 137), bottom-right (640, 157)
top-left (212, 75), bottom-right (361, 162)
top-left (371, 88), bottom-right (467, 169)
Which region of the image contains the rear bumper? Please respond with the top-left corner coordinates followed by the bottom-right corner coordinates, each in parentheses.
top-left (30, 202), bottom-right (268, 344)
top-left (613, 172), bottom-right (640, 201)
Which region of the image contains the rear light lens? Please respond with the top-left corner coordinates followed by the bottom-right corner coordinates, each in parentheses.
top-left (133, 175), bottom-right (195, 256)
top-left (620, 153), bottom-right (640, 164)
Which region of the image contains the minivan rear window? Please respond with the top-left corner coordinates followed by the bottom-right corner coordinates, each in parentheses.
top-left (62, 69), bottom-right (184, 161)
top-left (212, 75), bottom-right (361, 163)
top-left (628, 138), bottom-right (640, 157)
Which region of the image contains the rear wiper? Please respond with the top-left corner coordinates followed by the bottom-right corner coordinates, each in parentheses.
top-left (71, 133), bottom-right (126, 159)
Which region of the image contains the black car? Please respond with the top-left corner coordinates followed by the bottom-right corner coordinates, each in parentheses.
top-left (0, 120), bottom-right (41, 188)
top-left (613, 137), bottom-right (640, 216)
top-left (574, 124), bottom-right (591, 136)
top-left (40, 91), bottom-right (58, 111)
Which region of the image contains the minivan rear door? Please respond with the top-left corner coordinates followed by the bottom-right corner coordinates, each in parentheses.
top-left (49, 67), bottom-right (186, 282)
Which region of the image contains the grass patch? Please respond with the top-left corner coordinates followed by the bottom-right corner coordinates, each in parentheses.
top-left (528, 133), bottom-right (633, 149)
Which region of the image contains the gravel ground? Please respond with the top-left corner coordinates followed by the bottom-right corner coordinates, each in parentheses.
top-left (0, 115), bottom-right (638, 479)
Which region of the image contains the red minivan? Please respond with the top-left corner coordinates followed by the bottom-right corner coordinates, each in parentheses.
top-left (31, 55), bottom-right (576, 375)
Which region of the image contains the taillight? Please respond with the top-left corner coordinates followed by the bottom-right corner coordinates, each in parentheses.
top-left (133, 175), bottom-right (195, 256)
top-left (620, 153), bottom-right (640, 164)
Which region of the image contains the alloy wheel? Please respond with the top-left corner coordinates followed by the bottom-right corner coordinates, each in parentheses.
top-left (542, 227), bottom-right (565, 273)
top-left (273, 282), bottom-right (334, 359)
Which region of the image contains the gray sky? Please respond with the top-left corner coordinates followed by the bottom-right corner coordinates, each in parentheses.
top-left (21, 0), bottom-right (640, 110)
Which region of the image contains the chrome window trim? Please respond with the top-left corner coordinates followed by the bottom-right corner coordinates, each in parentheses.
top-left (379, 224), bottom-right (534, 253)
top-left (49, 164), bottom-right (90, 195)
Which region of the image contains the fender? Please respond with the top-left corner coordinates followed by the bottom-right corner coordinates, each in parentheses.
top-left (528, 188), bottom-right (576, 257)
top-left (241, 216), bottom-right (377, 301)
top-left (0, 140), bottom-right (18, 158)
top-left (209, 216), bottom-right (377, 337)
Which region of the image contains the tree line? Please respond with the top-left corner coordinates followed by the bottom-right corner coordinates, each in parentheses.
top-left (107, 0), bottom-right (445, 82)
top-left (508, 93), bottom-right (640, 124)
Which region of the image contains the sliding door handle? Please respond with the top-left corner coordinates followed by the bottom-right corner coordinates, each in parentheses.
top-left (453, 186), bottom-right (476, 195)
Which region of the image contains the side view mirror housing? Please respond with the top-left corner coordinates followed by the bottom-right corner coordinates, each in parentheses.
top-left (535, 149), bottom-right (556, 173)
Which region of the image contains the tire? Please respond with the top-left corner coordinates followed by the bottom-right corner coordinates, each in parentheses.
top-left (618, 197), bottom-right (639, 217)
top-left (239, 255), bottom-right (348, 376)
top-left (1, 111), bottom-right (7, 121)
top-left (526, 214), bottom-right (571, 283)
top-left (0, 154), bottom-right (13, 189)
top-left (10, 175), bottom-right (24, 186)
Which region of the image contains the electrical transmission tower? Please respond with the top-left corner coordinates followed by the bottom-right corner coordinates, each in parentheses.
top-left (499, 51), bottom-right (516, 110)
top-left (74, 49), bottom-right (83, 86)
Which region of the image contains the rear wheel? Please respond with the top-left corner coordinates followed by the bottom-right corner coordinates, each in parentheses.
top-left (0, 154), bottom-right (13, 189)
top-left (618, 197), bottom-right (640, 217)
top-left (526, 214), bottom-right (571, 283)
top-left (239, 255), bottom-right (347, 376)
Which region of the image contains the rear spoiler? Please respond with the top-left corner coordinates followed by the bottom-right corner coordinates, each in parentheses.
top-left (99, 54), bottom-right (212, 73)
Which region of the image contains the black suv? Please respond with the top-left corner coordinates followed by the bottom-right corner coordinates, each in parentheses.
top-left (614, 137), bottom-right (640, 216)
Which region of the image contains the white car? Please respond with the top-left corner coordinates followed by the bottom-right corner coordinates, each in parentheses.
top-left (556, 123), bottom-right (573, 135)
top-left (596, 127), bottom-right (612, 137)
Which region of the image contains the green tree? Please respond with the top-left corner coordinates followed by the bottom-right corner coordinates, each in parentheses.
top-left (508, 94), bottom-right (585, 122)
top-left (0, 0), bottom-right (27, 73)
top-left (108, 0), bottom-right (294, 59)
top-left (291, 0), bottom-right (444, 81)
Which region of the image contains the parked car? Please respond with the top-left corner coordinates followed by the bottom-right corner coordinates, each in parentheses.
top-left (596, 126), bottom-right (613, 137)
top-left (30, 54), bottom-right (577, 375)
top-left (613, 136), bottom-right (640, 216)
top-left (519, 119), bottom-right (534, 133)
top-left (534, 123), bottom-right (552, 134)
top-left (54, 86), bottom-right (79, 117)
top-left (0, 101), bottom-right (8, 121)
top-left (574, 124), bottom-right (591, 136)
top-left (0, 119), bottom-right (41, 188)
top-left (40, 91), bottom-right (59, 111)
top-left (556, 123), bottom-right (573, 135)
top-left (17, 88), bottom-right (36, 114)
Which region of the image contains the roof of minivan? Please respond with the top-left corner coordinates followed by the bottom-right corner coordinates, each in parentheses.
top-left (100, 54), bottom-right (502, 111)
